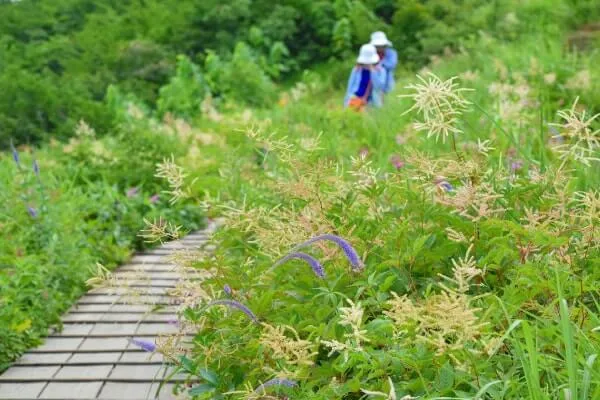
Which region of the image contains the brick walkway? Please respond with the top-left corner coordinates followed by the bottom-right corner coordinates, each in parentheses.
top-left (0, 222), bottom-right (217, 400)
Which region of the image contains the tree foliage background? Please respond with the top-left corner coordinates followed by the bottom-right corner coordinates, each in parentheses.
top-left (1, 0), bottom-right (598, 145)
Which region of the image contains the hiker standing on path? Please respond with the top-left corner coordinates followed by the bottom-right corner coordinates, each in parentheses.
top-left (370, 31), bottom-right (397, 95)
top-left (344, 44), bottom-right (386, 111)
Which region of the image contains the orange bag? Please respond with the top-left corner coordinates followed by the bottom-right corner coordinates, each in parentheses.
top-left (348, 96), bottom-right (367, 112)
top-left (348, 71), bottom-right (373, 112)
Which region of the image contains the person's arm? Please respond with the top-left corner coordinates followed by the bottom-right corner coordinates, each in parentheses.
top-left (381, 48), bottom-right (398, 71)
top-left (344, 67), bottom-right (358, 107)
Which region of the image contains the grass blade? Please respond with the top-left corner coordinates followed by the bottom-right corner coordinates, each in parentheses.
top-left (559, 298), bottom-right (578, 400)
top-left (582, 354), bottom-right (597, 400)
top-left (474, 380), bottom-right (502, 399)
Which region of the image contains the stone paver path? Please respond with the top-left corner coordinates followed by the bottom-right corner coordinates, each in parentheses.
top-left (0, 221), bottom-right (218, 400)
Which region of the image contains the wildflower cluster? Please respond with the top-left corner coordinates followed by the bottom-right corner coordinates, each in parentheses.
top-left (139, 217), bottom-right (183, 243)
top-left (550, 98), bottom-right (600, 166)
top-left (155, 155), bottom-right (193, 204)
top-left (401, 72), bottom-right (472, 143)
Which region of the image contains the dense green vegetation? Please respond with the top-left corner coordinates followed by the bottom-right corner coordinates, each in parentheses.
top-left (2, 0), bottom-right (600, 397)
top-left (3, 0), bottom-right (600, 146)
top-left (165, 40), bottom-right (600, 398)
top-left (0, 118), bottom-right (205, 369)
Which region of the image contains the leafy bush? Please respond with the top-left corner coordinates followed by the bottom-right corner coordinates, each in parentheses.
top-left (157, 55), bottom-right (208, 118)
top-left (205, 42), bottom-right (278, 107)
top-left (0, 116), bottom-right (206, 369)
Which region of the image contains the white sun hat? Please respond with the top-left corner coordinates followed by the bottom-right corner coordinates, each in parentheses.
top-left (356, 44), bottom-right (380, 64)
top-left (370, 31), bottom-right (392, 46)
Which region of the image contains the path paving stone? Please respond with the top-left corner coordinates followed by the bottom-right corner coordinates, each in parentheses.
top-left (30, 338), bottom-right (84, 352)
top-left (68, 353), bottom-right (122, 364)
top-left (0, 383), bottom-right (46, 399)
top-left (119, 352), bottom-right (164, 363)
top-left (54, 365), bottom-right (113, 380)
top-left (90, 323), bottom-right (139, 335)
top-left (79, 337), bottom-right (131, 351)
top-left (109, 364), bottom-right (163, 380)
top-left (0, 366), bottom-right (59, 380)
top-left (98, 382), bottom-right (177, 400)
top-left (16, 353), bottom-right (72, 365)
top-left (0, 221), bottom-right (217, 399)
top-left (39, 382), bottom-right (104, 399)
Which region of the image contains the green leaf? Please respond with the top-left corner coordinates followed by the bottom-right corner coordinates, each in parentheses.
top-left (179, 355), bottom-right (195, 373)
top-left (198, 368), bottom-right (219, 385)
top-left (379, 275), bottom-right (397, 292)
top-left (188, 383), bottom-right (215, 395)
top-left (436, 362), bottom-right (455, 392)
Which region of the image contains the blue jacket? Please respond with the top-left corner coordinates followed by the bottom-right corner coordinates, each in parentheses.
top-left (380, 48), bottom-right (398, 93)
top-left (344, 66), bottom-right (386, 108)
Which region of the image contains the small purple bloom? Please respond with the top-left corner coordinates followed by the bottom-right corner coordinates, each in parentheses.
top-left (273, 252), bottom-right (325, 278)
top-left (390, 155), bottom-right (405, 170)
top-left (10, 141), bottom-right (20, 167)
top-left (206, 299), bottom-right (259, 324)
top-left (27, 206), bottom-right (38, 218)
top-left (126, 187), bottom-right (139, 198)
top-left (253, 378), bottom-right (298, 394)
top-left (510, 160), bottom-right (523, 172)
top-left (149, 194), bottom-right (160, 204)
top-left (223, 284), bottom-right (233, 296)
top-left (292, 234), bottom-right (363, 272)
top-left (167, 318), bottom-right (179, 326)
top-left (32, 159), bottom-right (40, 176)
top-left (131, 338), bottom-right (156, 352)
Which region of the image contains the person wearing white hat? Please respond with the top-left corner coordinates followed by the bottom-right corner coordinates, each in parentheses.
top-left (370, 31), bottom-right (397, 94)
top-left (344, 44), bottom-right (386, 111)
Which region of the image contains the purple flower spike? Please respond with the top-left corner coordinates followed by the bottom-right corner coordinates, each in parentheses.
top-left (32, 159), bottom-right (40, 176)
top-left (253, 378), bottom-right (298, 394)
top-left (10, 141), bottom-right (20, 167)
top-left (27, 206), bottom-right (38, 219)
top-left (206, 299), bottom-right (259, 324)
top-left (435, 178), bottom-right (454, 192)
top-left (149, 194), bottom-right (160, 204)
top-left (273, 252), bottom-right (325, 278)
top-left (223, 284), bottom-right (233, 296)
top-left (292, 234), bottom-right (363, 272)
top-left (131, 338), bottom-right (156, 352)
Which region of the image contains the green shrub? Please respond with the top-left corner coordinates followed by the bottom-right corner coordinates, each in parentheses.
top-left (0, 115), bottom-right (205, 369)
top-left (205, 42), bottom-right (278, 107)
top-left (157, 55), bottom-right (208, 118)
